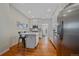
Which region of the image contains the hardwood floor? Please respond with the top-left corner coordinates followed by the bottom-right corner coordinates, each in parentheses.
top-left (2, 38), bottom-right (57, 56)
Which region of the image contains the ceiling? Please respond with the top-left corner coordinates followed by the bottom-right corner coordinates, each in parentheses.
top-left (10, 3), bottom-right (68, 19)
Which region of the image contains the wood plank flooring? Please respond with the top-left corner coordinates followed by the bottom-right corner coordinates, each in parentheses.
top-left (2, 38), bottom-right (57, 56)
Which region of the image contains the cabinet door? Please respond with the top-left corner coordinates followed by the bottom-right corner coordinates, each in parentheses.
top-left (26, 35), bottom-right (36, 48)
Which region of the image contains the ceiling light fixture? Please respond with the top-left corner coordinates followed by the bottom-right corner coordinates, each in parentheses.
top-left (31, 16), bottom-right (34, 18)
top-left (47, 9), bottom-right (51, 12)
top-left (67, 10), bottom-right (72, 12)
top-left (28, 10), bottom-right (31, 14)
top-left (63, 14), bottom-right (67, 16)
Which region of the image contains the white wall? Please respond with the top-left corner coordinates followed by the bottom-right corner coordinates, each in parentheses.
top-left (0, 3), bottom-right (31, 54)
top-left (9, 4), bottom-right (30, 46)
top-left (0, 4), bottom-right (11, 54)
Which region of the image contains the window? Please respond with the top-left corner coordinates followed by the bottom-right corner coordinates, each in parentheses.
top-left (17, 22), bottom-right (28, 30)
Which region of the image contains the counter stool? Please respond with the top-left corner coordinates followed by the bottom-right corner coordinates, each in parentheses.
top-left (18, 32), bottom-right (26, 48)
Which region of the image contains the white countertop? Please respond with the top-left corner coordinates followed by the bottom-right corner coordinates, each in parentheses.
top-left (20, 32), bottom-right (39, 37)
top-left (18, 31), bottom-right (39, 48)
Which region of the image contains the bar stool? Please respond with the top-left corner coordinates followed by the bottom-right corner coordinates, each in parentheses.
top-left (18, 32), bottom-right (26, 48)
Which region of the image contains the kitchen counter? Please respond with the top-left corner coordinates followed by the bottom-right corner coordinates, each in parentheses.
top-left (21, 32), bottom-right (39, 48)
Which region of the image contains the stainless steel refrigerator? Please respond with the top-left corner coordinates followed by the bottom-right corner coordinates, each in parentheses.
top-left (57, 4), bottom-right (79, 50)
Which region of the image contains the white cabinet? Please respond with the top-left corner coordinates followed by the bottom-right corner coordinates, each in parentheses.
top-left (25, 32), bottom-right (39, 48)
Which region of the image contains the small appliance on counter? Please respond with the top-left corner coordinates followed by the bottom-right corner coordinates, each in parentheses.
top-left (31, 25), bottom-right (39, 32)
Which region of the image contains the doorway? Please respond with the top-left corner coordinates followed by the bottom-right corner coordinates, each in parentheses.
top-left (41, 24), bottom-right (48, 45)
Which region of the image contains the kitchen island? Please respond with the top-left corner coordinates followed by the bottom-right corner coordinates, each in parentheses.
top-left (21, 32), bottom-right (39, 48)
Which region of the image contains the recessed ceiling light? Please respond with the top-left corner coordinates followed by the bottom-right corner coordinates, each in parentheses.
top-left (28, 10), bottom-right (31, 14)
top-left (67, 10), bottom-right (72, 12)
top-left (47, 9), bottom-right (51, 12)
top-left (31, 16), bottom-right (34, 18)
top-left (63, 14), bottom-right (67, 16)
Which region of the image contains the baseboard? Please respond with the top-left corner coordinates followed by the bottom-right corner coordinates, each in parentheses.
top-left (48, 38), bottom-right (57, 49)
top-left (10, 41), bottom-right (18, 48)
top-left (0, 48), bottom-right (9, 55)
top-left (0, 42), bottom-right (18, 55)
